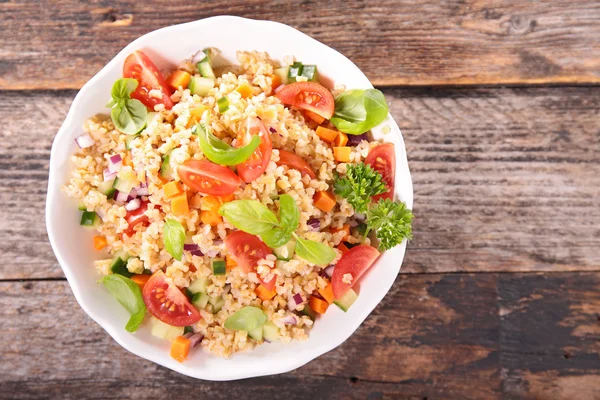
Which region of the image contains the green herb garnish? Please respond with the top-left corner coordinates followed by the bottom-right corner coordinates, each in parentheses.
top-left (195, 122), bottom-right (260, 166)
top-left (106, 78), bottom-right (148, 135)
top-left (366, 198), bottom-right (413, 251)
top-left (224, 306), bottom-right (267, 331)
top-left (163, 219), bottom-right (186, 261)
top-left (219, 200), bottom-right (280, 235)
top-left (334, 163), bottom-right (387, 213)
top-left (101, 274), bottom-right (146, 332)
top-left (330, 89), bottom-right (388, 135)
top-left (293, 233), bottom-right (336, 266)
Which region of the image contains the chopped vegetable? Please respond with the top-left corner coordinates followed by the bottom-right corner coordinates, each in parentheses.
top-left (270, 73), bottom-right (282, 91)
top-left (80, 211), bottom-right (100, 227)
top-left (170, 336), bottom-right (191, 363)
top-left (333, 132), bottom-right (348, 147)
top-left (337, 242), bottom-right (350, 253)
top-left (309, 296), bottom-right (329, 314)
top-left (151, 317), bottom-right (184, 340)
top-left (212, 259), bottom-right (226, 275)
top-left (188, 276), bottom-right (208, 294)
top-left (333, 146), bottom-right (351, 162)
top-left (192, 292), bottom-right (209, 309)
top-left (318, 282), bottom-right (335, 304)
top-left (255, 284), bottom-right (277, 301)
top-left (188, 76), bottom-right (214, 96)
top-left (333, 163), bottom-right (387, 213)
top-left (131, 274), bottom-right (151, 290)
top-left (273, 238), bottom-right (296, 261)
top-left (101, 274), bottom-right (146, 332)
top-left (288, 61), bottom-right (303, 81)
top-left (171, 192), bottom-right (189, 216)
top-left (217, 96), bottom-right (229, 113)
top-left (75, 133), bottom-right (95, 149)
top-left (366, 198), bottom-right (413, 251)
top-left (331, 224), bottom-right (351, 242)
top-left (305, 110), bottom-right (325, 125)
top-left (315, 126), bottom-right (338, 143)
top-left (186, 105), bottom-right (208, 128)
top-left (196, 49), bottom-right (215, 78)
top-left (163, 181), bottom-right (183, 198)
top-left (236, 82), bottom-right (253, 98)
top-left (93, 235), bottom-right (108, 250)
top-left (333, 287), bottom-right (358, 312)
top-left (313, 191), bottom-right (336, 212)
top-left (330, 89), bottom-right (389, 135)
top-left (166, 70), bottom-right (191, 90)
top-left (110, 257), bottom-right (131, 277)
top-left (224, 306), bottom-right (267, 331)
top-left (300, 64), bottom-right (318, 81)
top-left (226, 255), bottom-right (237, 271)
top-left (163, 218), bottom-right (185, 261)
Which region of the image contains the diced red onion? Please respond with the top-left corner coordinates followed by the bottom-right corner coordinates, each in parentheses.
top-left (103, 168), bottom-right (117, 181)
top-left (114, 190), bottom-right (129, 204)
top-left (184, 244), bottom-right (199, 251)
top-left (192, 50), bottom-right (207, 64)
top-left (213, 240), bottom-right (223, 246)
top-left (354, 212), bottom-right (366, 222)
top-left (281, 315), bottom-right (298, 325)
top-left (206, 248), bottom-right (220, 258)
top-left (287, 293), bottom-right (304, 310)
top-left (274, 84), bottom-right (285, 93)
top-left (108, 154), bottom-right (123, 173)
top-left (128, 188), bottom-right (138, 199)
top-left (135, 183), bottom-right (149, 196)
top-left (307, 218), bottom-right (320, 231)
top-left (347, 133), bottom-right (369, 146)
top-left (183, 332), bottom-right (204, 347)
top-left (324, 265), bottom-right (335, 278)
top-left (125, 198), bottom-right (141, 211)
top-left (75, 133), bottom-right (94, 149)
top-left (190, 250), bottom-right (204, 257)
top-left (269, 127), bottom-right (277, 134)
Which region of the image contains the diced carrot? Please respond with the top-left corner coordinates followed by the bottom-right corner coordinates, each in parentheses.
top-left (270, 74), bottom-right (282, 92)
top-left (163, 181), bottom-right (183, 198)
top-left (171, 192), bottom-right (189, 216)
top-left (188, 264), bottom-right (197, 273)
top-left (122, 153), bottom-right (133, 167)
top-left (337, 242), bottom-right (350, 253)
top-left (318, 282), bottom-right (335, 304)
top-left (309, 296), bottom-right (329, 314)
top-left (314, 191), bottom-right (336, 212)
top-left (226, 255), bottom-right (237, 271)
top-left (305, 110), bottom-right (326, 125)
top-left (333, 132), bottom-right (348, 147)
top-left (93, 235), bottom-right (107, 251)
top-left (333, 146), bottom-right (351, 162)
top-left (186, 105), bottom-right (208, 128)
top-left (131, 274), bottom-right (151, 290)
top-left (236, 82), bottom-right (254, 99)
top-left (255, 284), bottom-right (277, 301)
top-left (201, 209), bottom-right (222, 226)
top-left (331, 224), bottom-right (351, 241)
top-left (316, 126), bottom-right (338, 143)
top-left (170, 336), bottom-right (191, 363)
top-left (166, 70), bottom-right (191, 90)
top-left (220, 194), bottom-right (235, 203)
top-left (201, 195), bottom-right (222, 211)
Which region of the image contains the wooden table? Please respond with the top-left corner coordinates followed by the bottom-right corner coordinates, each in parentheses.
top-left (2, 2), bottom-right (599, 399)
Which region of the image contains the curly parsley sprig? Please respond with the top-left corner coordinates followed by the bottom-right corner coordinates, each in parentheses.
top-left (333, 163), bottom-right (387, 213)
top-left (366, 198), bottom-right (413, 251)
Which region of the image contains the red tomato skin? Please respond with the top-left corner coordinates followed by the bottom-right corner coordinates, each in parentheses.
top-left (276, 150), bottom-right (316, 179)
top-left (123, 200), bottom-right (150, 237)
top-left (331, 245), bottom-right (380, 299)
top-left (123, 50), bottom-right (174, 110)
top-left (275, 82), bottom-right (335, 120)
top-left (365, 143), bottom-right (396, 201)
top-left (142, 271), bottom-right (201, 326)
top-left (224, 231), bottom-right (272, 274)
top-left (236, 117), bottom-right (273, 183)
top-left (177, 160), bottom-right (242, 196)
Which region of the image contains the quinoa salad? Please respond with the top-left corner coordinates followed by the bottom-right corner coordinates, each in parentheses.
top-left (63, 48), bottom-right (413, 361)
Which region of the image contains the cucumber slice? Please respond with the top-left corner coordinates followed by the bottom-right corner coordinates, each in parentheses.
top-left (188, 276), bottom-right (208, 294)
top-left (217, 96), bottom-right (229, 113)
top-left (273, 238), bottom-right (296, 261)
top-left (197, 49), bottom-right (215, 78)
top-left (301, 304), bottom-right (317, 321)
top-left (333, 288), bottom-right (358, 312)
top-left (300, 64), bottom-right (318, 81)
top-left (188, 76), bottom-right (214, 96)
top-left (209, 296), bottom-right (225, 313)
top-left (192, 292), bottom-right (209, 309)
top-left (288, 62), bottom-right (303, 81)
top-left (97, 179), bottom-right (116, 198)
top-left (110, 257), bottom-right (132, 277)
top-left (262, 321), bottom-right (280, 342)
top-left (150, 317), bottom-right (184, 341)
top-left (160, 153), bottom-right (173, 180)
top-left (212, 259), bottom-right (226, 275)
top-left (248, 326), bottom-right (263, 341)
top-left (124, 135), bottom-right (139, 150)
top-left (80, 211), bottom-right (100, 227)
top-left (273, 67), bottom-right (289, 85)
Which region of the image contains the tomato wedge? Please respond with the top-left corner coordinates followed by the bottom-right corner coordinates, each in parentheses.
top-left (123, 50), bottom-right (174, 110)
top-left (142, 270), bottom-right (201, 326)
top-left (236, 117), bottom-right (272, 183)
top-left (225, 231), bottom-right (275, 290)
top-left (331, 245), bottom-right (380, 299)
top-left (276, 150), bottom-right (316, 179)
top-left (365, 143), bottom-right (396, 201)
top-left (123, 199), bottom-right (149, 237)
top-left (177, 160), bottom-right (242, 196)
top-left (276, 82), bottom-right (335, 120)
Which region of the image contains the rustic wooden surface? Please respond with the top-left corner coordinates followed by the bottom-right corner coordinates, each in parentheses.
top-left (1, 1), bottom-right (600, 399)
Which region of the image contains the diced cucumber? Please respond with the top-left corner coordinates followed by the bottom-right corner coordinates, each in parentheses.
top-left (188, 76), bottom-right (214, 96)
top-left (184, 326), bottom-right (194, 334)
top-left (333, 288), bottom-right (358, 312)
top-left (160, 153), bottom-right (173, 180)
top-left (300, 64), bottom-right (318, 81)
top-left (80, 211), bottom-right (100, 227)
top-left (97, 179), bottom-right (116, 198)
top-left (288, 62), bottom-right (303, 81)
top-left (217, 96), bottom-right (229, 113)
top-left (192, 292), bottom-right (209, 309)
top-left (273, 238), bottom-right (296, 261)
top-left (112, 168), bottom-right (138, 194)
top-left (124, 135), bottom-right (139, 150)
top-left (262, 321), bottom-right (280, 342)
top-left (110, 257), bottom-right (132, 277)
top-left (248, 326), bottom-right (263, 341)
top-left (77, 200), bottom-right (86, 211)
top-left (188, 276), bottom-right (208, 294)
top-left (209, 296), bottom-right (225, 313)
top-left (273, 67), bottom-right (289, 85)
top-left (150, 317), bottom-right (184, 341)
top-left (300, 304), bottom-right (317, 321)
top-left (197, 49), bottom-right (215, 78)
top-left (212, 259), bottom-right (226, 275)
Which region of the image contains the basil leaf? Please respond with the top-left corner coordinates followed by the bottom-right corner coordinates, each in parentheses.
top-left (224, 306), bottom-right (267, 331)
top-left (219, 200), bottom-right (279, 235)
top-left (163, 219), bottom-right (186, 261)
top-left (101, 274), bottom-right (146, 333)
top-left (195, 122), bottom-right (261, 166)
top-left (112, 78), bottom-right (138, 100)
top-left (278, 194), bottom-right (300, 233)
top-left (330, 89), bottom-right (389, 135)
top-left (107, 78), bottom-right (147, 135)
top-left (261, 227), bottom-right (292, 248)
top-left (294, 236), bottom-right (336, 266)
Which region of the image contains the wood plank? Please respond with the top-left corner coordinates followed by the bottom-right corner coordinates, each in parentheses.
top-left (1, 1), bottom-right (600, 89)
top-left (2, 273), bottom-right (599, 398)
top-left (1, 86), bottom-right (599, 279)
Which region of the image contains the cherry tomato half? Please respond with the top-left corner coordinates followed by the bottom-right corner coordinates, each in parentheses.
top-left (276, 150), bottom-right (316, 179)
top-left (177, 160), bottom-right (242, 196)
top-left (142, 270), bottom-right (201, 326)
top-left (123, 199), bottom-right (149, 237)
top-left (276, 82), bottom-right (335, 120)
top-left (331, 245), bottom-right (380, 299)
top-left (224, 231), bottom-right (276, 290)
top-left (123, 50), bottom-right (174, 110)
top-left (236, 117), bottom-right (273, 183)
top-left (365, 143), bottom-right (396, 201)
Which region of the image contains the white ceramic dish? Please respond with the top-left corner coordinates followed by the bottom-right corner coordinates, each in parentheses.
top-left (46, 15), bottom-right (413, 381)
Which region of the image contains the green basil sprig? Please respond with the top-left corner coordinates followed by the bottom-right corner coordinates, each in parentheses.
top-left (101, 274), bottom-right (146, 332)
top-left (293, 234), bottom-right (336, 266)
top-left (330, 89), bottom-right (388, 135)
top-left (163, 219), bottom-right (185, 261)
top-left (195, 122), bottom-right (261, 166)
top-left (106, 78), bottom-right (148, 135)
top-left (219, 200), bottom-right (279, 235)
top-left (224, 306), bottom-right (267, 331)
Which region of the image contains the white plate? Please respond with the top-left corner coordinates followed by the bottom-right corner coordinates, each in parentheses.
top-left (46, 15), bottom-right (413, 381)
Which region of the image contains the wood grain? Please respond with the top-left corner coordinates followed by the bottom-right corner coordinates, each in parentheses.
top-left (2, 272), bottom-right (599, 399)
top-left (1, 1), bottom-right (600, 89)
top-left (1, 86), bottom-right (599, 279)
